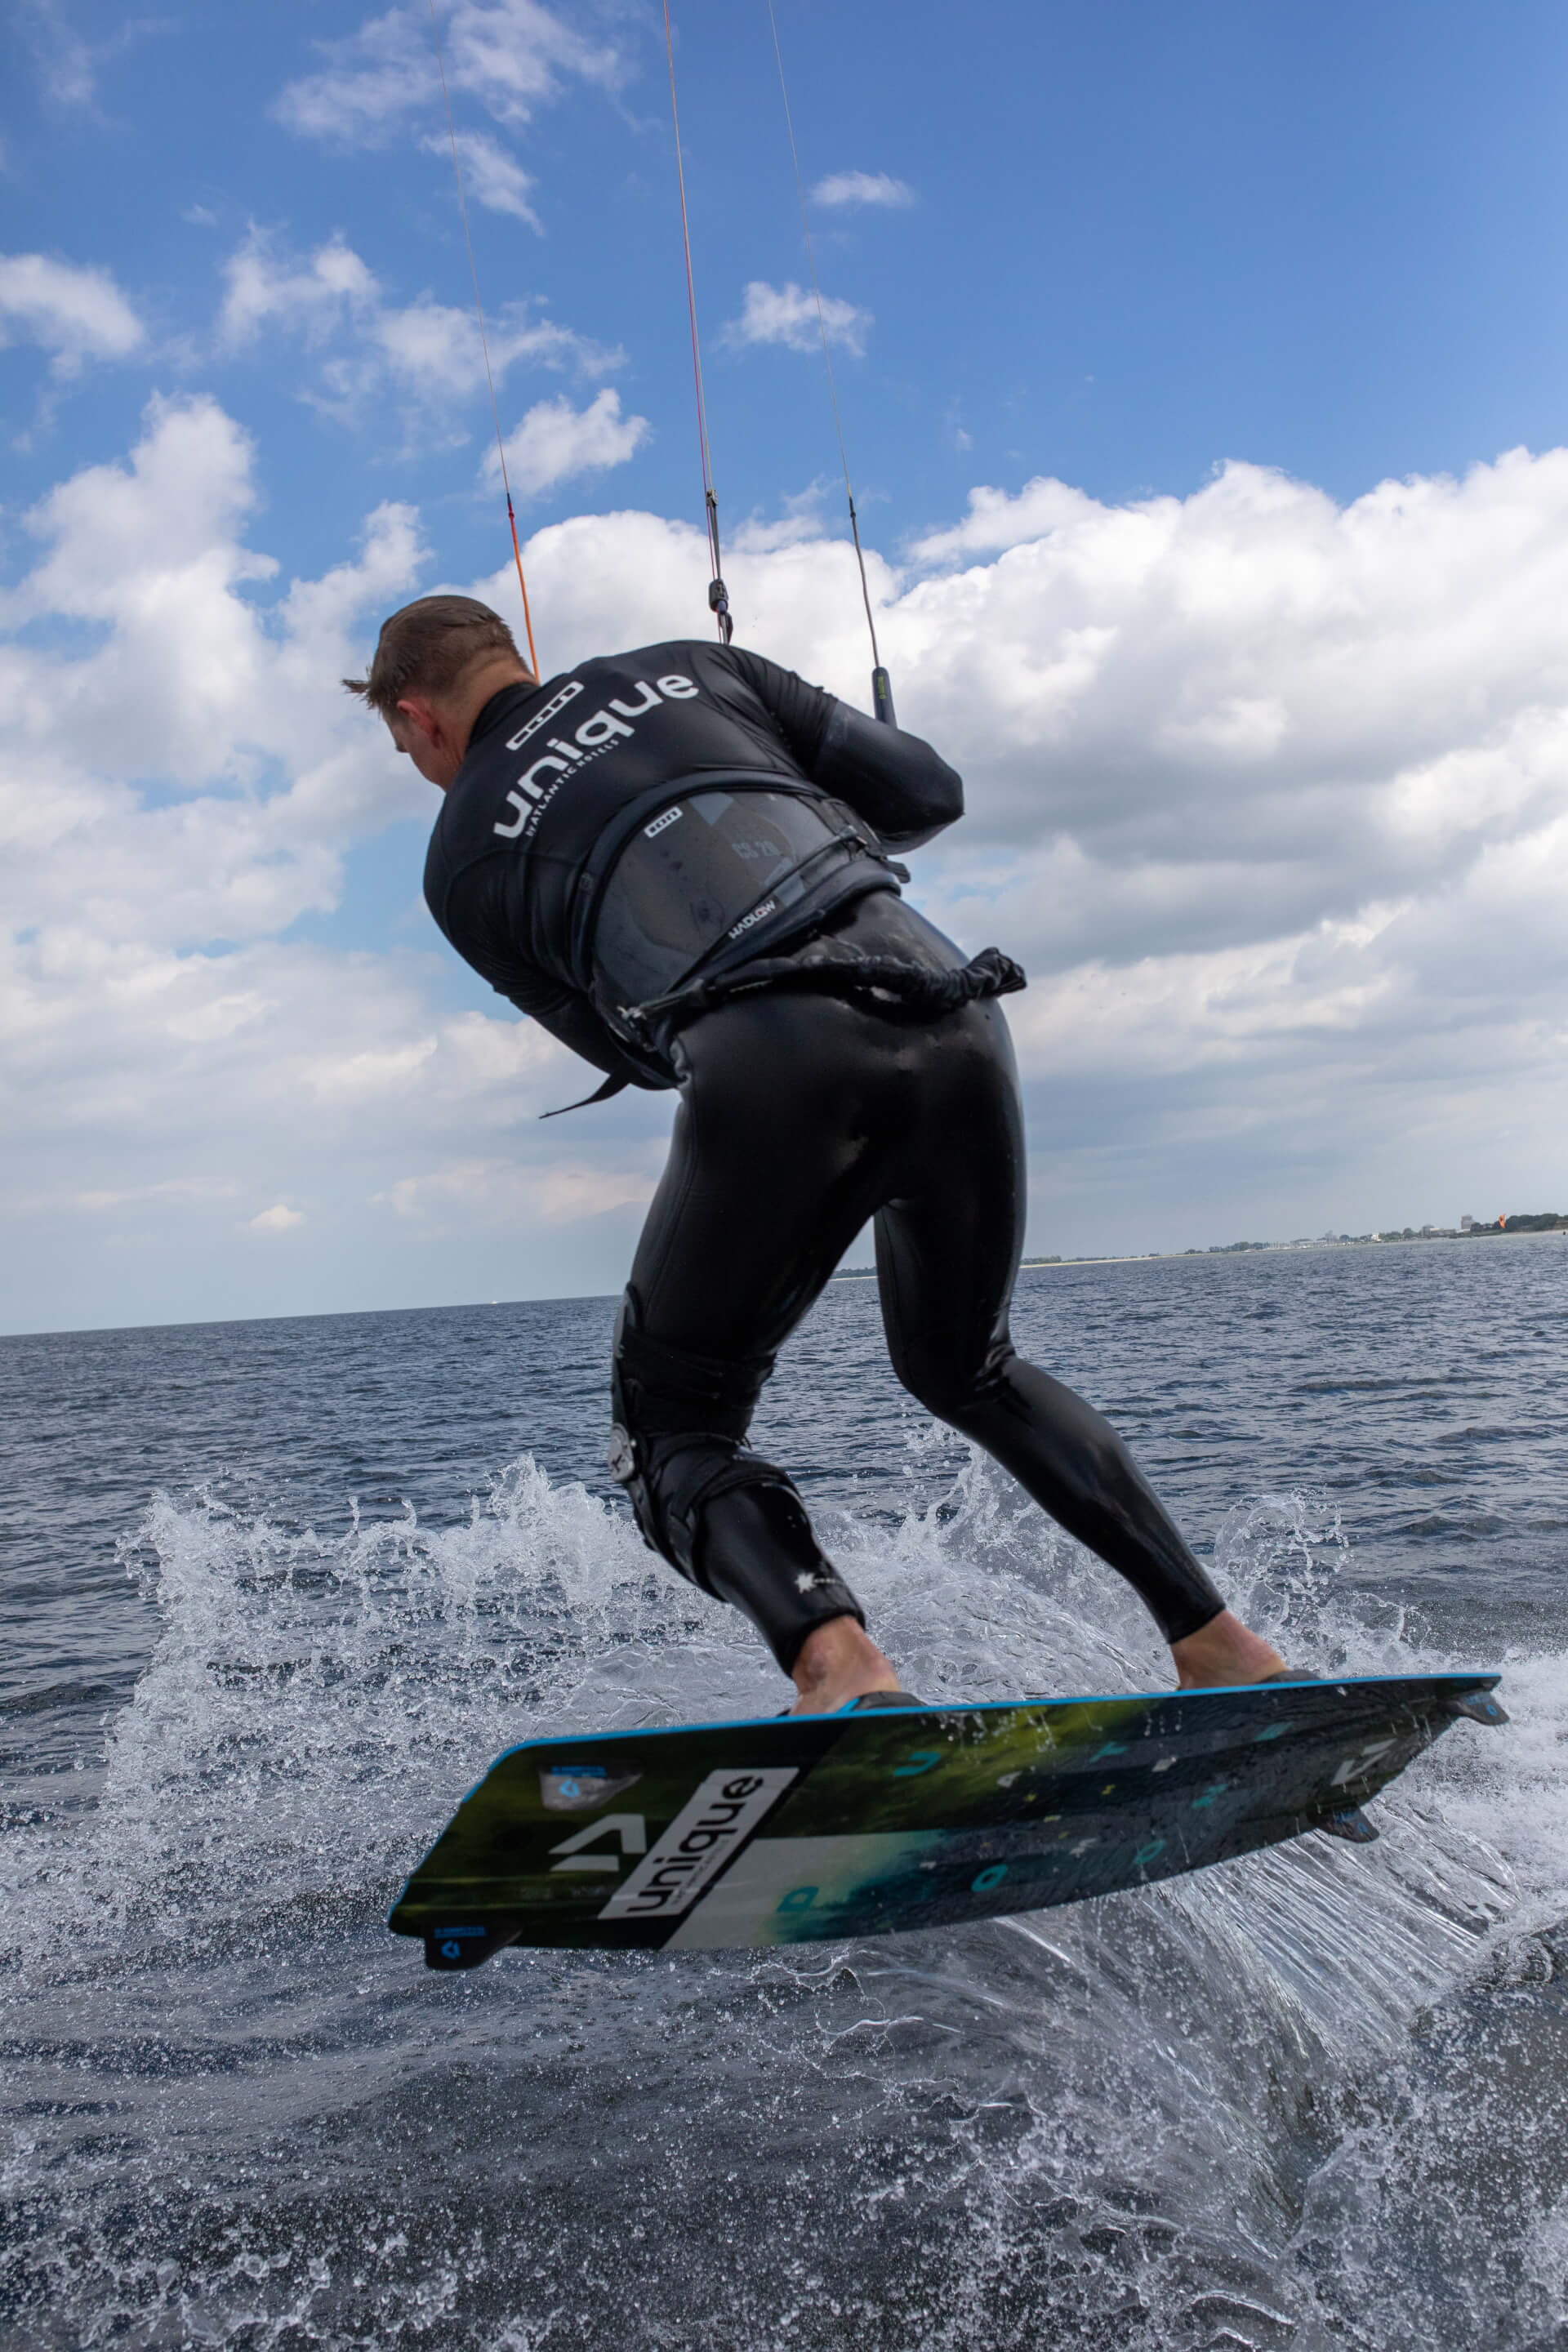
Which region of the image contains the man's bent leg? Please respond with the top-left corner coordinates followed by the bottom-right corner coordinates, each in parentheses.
top-left (877, 1003), bottom-right (1284, 1681)
top-left (905, 1356), bottom-right (1230, 1645)
top-left (610, 997), bottom-right (910, 1689)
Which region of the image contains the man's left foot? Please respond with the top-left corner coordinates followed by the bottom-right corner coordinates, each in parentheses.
top-left (790, 1615), bottom-right (902, 1714)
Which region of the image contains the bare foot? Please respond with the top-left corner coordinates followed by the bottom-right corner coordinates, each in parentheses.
top-left (1169, 1608), bottom-right (1288, 1690)
top-left (790, 1615), bottom-right (902, 1715)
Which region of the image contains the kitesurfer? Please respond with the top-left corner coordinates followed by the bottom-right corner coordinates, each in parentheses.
top-left (347, 594), bottom-right (1288, 1713)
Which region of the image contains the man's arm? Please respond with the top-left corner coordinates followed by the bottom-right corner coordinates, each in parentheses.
top-left (810, 700), bottom-right (963, 850)
top-left (430, 861), bottom-right (669, 1089)
top-left (517, 980), bottom-right (668, 1089)
top-left (727, 646), bottom-right (964, 851)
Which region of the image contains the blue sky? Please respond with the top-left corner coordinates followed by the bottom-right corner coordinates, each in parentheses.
top-left (14, 2), bottom-right (1568, 549)
top-left (6, 1), bottom-right (1568, 1331)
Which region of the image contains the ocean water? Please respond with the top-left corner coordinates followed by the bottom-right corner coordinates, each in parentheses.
top-left (2, 1239), bottom-right (1565, 2351)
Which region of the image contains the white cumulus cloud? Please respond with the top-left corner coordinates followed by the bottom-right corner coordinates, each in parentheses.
top-left (10, 398), bottom-right (1568, 1326)
top-left (0, 251), bottom-right (145, 376)
top-left (466, 457), bottom-right (1568, 1230)
top-left (217, 230), bottom-right (379, 348)
top-left (12, 0), bottom-right (166, 110)
top-left (723, 280), bottom-right (871, 358)
top-left (0, 394), bottom-right (433, 973)
top-left (275, 0), bottom-right (620, 148)
top-left (419, 128), bottom-right (541, 225)
top-left (810, 171), bottom-right (915, 211)
top-left (249, 1203), bottom-right (305, 1233)
top-left (382, 1158), bottom-right (657, 1225)
top-left (487, 389), bottom-right (651, 500)
top-left (216, 229), bottom-right (619, 414)
top-left (889, 453), bottom-right (1568, 955)
top-left (0, 394), bottom-right (668, 1330)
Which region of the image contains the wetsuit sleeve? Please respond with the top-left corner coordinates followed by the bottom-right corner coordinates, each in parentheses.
top-left (429, 860), bottom-right (669, 1090)
top-left (514, 982), bottom-right (667, 1087)
top-left (810, 702), bottom-right (964, 851)
top-left (721, 646), bottom-right (839, 769)
top-left (724, 645), bottom-right (963, 852)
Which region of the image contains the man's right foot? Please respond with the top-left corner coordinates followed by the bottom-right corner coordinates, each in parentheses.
top-left (1169, 1608), bottom-right (1289, 1690)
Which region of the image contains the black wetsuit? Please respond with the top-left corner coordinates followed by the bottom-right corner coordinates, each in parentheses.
top-left (423, 641), bottom-right (968, 1095)
top-left (426, 642), bottom-right (1224, 1669)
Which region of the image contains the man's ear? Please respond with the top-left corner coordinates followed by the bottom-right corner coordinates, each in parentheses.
top-left (394, 694), bottom-right (443, 749)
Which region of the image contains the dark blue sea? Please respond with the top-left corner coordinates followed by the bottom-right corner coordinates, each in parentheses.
top-left (2, 1240), bottom-right (1566, 2350)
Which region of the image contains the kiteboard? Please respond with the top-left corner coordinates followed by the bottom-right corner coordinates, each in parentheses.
top-left (389, 1672), bottom-right (1506, 1969)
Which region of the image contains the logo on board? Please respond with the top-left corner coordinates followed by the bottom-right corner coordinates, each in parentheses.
top-left (595, 1769), bottom-right (798, 1920)
top-left (538, 1762), bottom-right (643, 1814)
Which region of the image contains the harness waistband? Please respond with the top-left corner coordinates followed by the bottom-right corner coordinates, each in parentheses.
top-left (616, 942), bottom-right (1027, 1046)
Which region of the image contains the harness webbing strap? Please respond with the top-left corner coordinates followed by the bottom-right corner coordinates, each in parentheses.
top-left (619, 943), bottom-right (1027, 1045)
top-left (539, 1069), bottom-right (630, 1120)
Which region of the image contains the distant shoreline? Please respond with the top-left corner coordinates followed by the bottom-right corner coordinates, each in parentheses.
top-left (10, 1228), bottom-right (1563, 1340)
top-left (830, 1227), bottom-right (1568, 1280)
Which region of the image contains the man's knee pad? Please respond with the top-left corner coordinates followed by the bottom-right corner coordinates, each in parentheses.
top-left (630, 1431), bottom-right (771, 1581)
top-left (608, 1286), bottom-right (774, 1566)
top-left (611, 1286), bottom-right (773, 1444)
top-left (607, 1290), bottom-right (861, 1669)
top-left (618, 1438), bottom-right (862, 1671)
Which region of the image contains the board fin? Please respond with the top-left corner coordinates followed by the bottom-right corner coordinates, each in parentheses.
top-left (1315, 1806), bottom-right (1380, 1844)
top-left (423, 1922), bottom-right (521, 1971)
top-left (1444, 1690), bottom-right (1509, 1726)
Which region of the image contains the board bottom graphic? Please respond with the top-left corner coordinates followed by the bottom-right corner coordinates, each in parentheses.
top-left (389, 1673), bottom-right (1507, 1967)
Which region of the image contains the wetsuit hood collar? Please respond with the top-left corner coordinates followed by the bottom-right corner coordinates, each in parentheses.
top-left (468, 678), bottom-right (555, 754)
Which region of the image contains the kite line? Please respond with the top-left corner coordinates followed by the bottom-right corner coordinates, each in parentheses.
top-left (428, 0), bottom-right (540, 675)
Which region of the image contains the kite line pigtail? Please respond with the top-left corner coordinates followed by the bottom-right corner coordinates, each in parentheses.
top-left (662, 1), bottom-right (733, 644)
top-left (764, 0), bottom-right (894, 724)
top-left (428, 0), bottom-right (540, 676)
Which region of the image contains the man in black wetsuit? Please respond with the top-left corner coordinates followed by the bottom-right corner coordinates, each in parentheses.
top-left (347, 595), bottom-right (1287, 1713)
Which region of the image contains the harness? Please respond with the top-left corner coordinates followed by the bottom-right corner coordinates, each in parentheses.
top-left (568, 770), bottom-right (902, 1049)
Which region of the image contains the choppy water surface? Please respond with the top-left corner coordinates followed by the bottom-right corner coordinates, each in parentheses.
top-left (2, 1240), bottom-right (1565, 2350)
